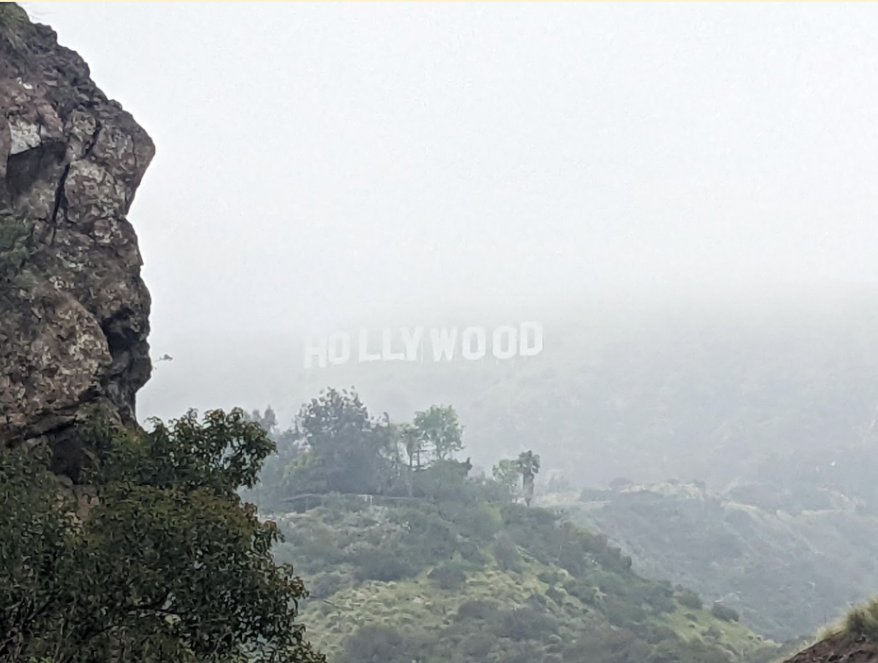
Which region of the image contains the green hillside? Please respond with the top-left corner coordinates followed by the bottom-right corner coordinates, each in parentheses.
top-left (239, 387), bottom-right (784, 663)
top-left (558, 479), bottom-right (878, 641)
top-left (268, 495), bottom-right (780, 663)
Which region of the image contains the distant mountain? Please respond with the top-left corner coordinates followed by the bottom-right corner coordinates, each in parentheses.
top-left (552, 476), bottom-right (878, 641)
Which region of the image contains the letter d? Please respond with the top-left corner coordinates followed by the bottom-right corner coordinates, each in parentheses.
top-left (519, 322), bottom-right (543, 357)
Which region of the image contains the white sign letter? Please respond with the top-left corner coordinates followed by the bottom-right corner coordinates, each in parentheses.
top-left (328, 332), bottom-right (351, 365)
top-left (358, 329), bottom-right (381, 362)
top-left (381, 328), bottom-right (405, 361)
top-left (492, 325), bottom-right (518, 359)
top-left (462, 327), bottom-right (487, 360)
top-left (400, 327), bottom-right (424, 361)
top-left (519, 322), bottom-right (543, 357)
top-left (303, 334), bottom-right (327, 369)
top-left (431, 328), bottom-right (458, 361)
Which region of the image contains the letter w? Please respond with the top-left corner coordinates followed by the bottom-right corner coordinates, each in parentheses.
top-left (430, 328), bottom-right (457, 361)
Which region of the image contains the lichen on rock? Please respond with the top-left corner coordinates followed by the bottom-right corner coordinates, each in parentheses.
top-left (0, 5), bottom-right (154, 480)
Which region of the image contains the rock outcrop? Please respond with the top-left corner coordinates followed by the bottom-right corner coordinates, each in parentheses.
top-left (0, 4), bottom-right (154, 478)
top-left (784, 634), bottom-right (878, 663)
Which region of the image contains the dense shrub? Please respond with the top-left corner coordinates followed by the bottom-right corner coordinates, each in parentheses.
top-left (307, 571), bottom-right (346, 599)
top-left (492, 607), bottom-right (558, 642)
top-left (710, 602), bottom-right (740, 622)
top-left (677, 588), bottom-right (704, 610)
top-left (352, 547), bottom-right (414, 582)
top-left (458, 631), bottom-right (494, 658)
top-left (844, 599), bottom-right (878, 640)
top-left (604, 595), bottom-right (648, 627)
top-left (493, 534), bottom-right (522, 572)
top-left (427, 561), bottom-right (467, 589)
top-left (455, 600), bottom-right (501, 622)
top-left (0, 410), bottom-right (326, 663)
top-left (545, 586), bottom-right (566, 605)
top-left (538, 570), bottom-right (561, 585)
top-left (563, 579), bottom-right (596, 605)
top-left (561, 628), bottom-right (652, 663)
top-left (339, 625), bottom-right (409, 663)
top-left (642, 583), bottom-right (676, 613)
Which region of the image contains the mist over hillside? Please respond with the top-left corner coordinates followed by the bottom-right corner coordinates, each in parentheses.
top-left (140, 283), bottom-right (878, 488)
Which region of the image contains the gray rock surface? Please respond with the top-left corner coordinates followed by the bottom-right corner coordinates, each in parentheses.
top-left (0, 5), bottom-right (154, 478)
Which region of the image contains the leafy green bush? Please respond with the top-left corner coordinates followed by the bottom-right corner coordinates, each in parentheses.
top-left (538, 570), bottom-right (561, 585)
top-left (603, 595), bottom-right (648, 627)
top-left (339, 625), bottom-right (410, 663)
top-left (0, 410), bottom-right (325, 663)
top-left (308, 571), bottom-right (346, 599)
top-left (677, 588), bottom-right (704, 610)
top-left (492, 606), bottom-right (558, 642)
top-left (455, 600), bottom-right (502, 622)
top-left (493, 534), bottom-right (522, 572)
top-left (458, 631), bottom-right (494, 658)
top-left (427, 561), bottom-right (467, 589)
top-left (711, 602), bottom-right (740, 622)
top-left (545, 586), bottom-right (565, 605)
top-left (352, 547), bottom-right (415, 582)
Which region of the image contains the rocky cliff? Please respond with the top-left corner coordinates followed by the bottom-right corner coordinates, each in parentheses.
top-left (783, 634), bottom-right (878, 663)
top-left (0, 4), bottom-right (153, 479)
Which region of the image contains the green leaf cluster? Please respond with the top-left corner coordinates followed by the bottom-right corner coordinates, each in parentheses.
top-left (0, 410), bottom-right (326, 663)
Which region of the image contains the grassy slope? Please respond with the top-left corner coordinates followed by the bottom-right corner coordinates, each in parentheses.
top-left (558, 482), bottom-right (878, 641)
top-left (270, 498), bottom-right (780, 663)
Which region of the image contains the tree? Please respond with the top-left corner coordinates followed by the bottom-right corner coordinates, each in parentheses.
top-left (288, 388), bottom-right (394, 495)
top-left (245, 405), bottom-right (278, 435)
top-left (394, 422), bottom-right (420, 497)
top-left (516, 451), bottom-right (541, 506)
top-left (412, 405), bottom-right (463, 463)
top-left (0, 409), bottom-right (326, 663)
top-left (241, 407), bottom-right (302, 512)
top-left (492, 459), bottom-right (521, 499)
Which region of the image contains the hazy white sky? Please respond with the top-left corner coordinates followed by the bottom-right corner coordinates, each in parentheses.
top-left (25, 2), bottom-right (878, 347)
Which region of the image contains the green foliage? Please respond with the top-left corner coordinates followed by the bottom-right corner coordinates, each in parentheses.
top-left (270, 488), bottom-right (769, 663)
top-left (0, 410), bottom-right (325, 663)
top-left (571, 482), bottom-right (878, 640)
top-left (843, 599), bottom-right (878, 641)
top-left (427, 561), bottom-right (467, 590)
top-left (677, 588), bottom-right (704, 610)
top-left (338, 625), bottom-right (410, 663)
top-left (492, 534), bottom-right (522, 573)
top-left (351, 547), bottom-right (414, 583)
top-left (711, 602), bottom-right (740, 623)
top-left (246, 389), bottom-right (773, 663)
top-left (411, 458), bottom-right (473, 502)
top-left (288, 388), bottom-right (395, 496)
top-left (412, 405), bottom-right (464, 462)
top-left (491, 459), bottom-right (520, 498)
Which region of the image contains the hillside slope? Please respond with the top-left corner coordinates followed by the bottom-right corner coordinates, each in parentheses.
top-left (266, 495), bottom-right (780, 663)
top-left (558, 481), bottom-right (878, 641)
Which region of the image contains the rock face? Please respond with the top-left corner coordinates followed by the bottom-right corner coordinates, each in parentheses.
top-left (784, 634), bottom-right (878, 663)
top-left (0, 5), bottom-right (154, 478)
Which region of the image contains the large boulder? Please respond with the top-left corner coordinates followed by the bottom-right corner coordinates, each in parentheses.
top-left (0, 4), bottom-right (154, 479)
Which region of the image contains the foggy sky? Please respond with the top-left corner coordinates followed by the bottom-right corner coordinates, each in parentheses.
top-left (23, 2), bottom-right (878, 422)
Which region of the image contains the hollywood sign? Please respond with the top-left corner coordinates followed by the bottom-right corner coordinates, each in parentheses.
top-left (304, 322), bottom-right (543, 369)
